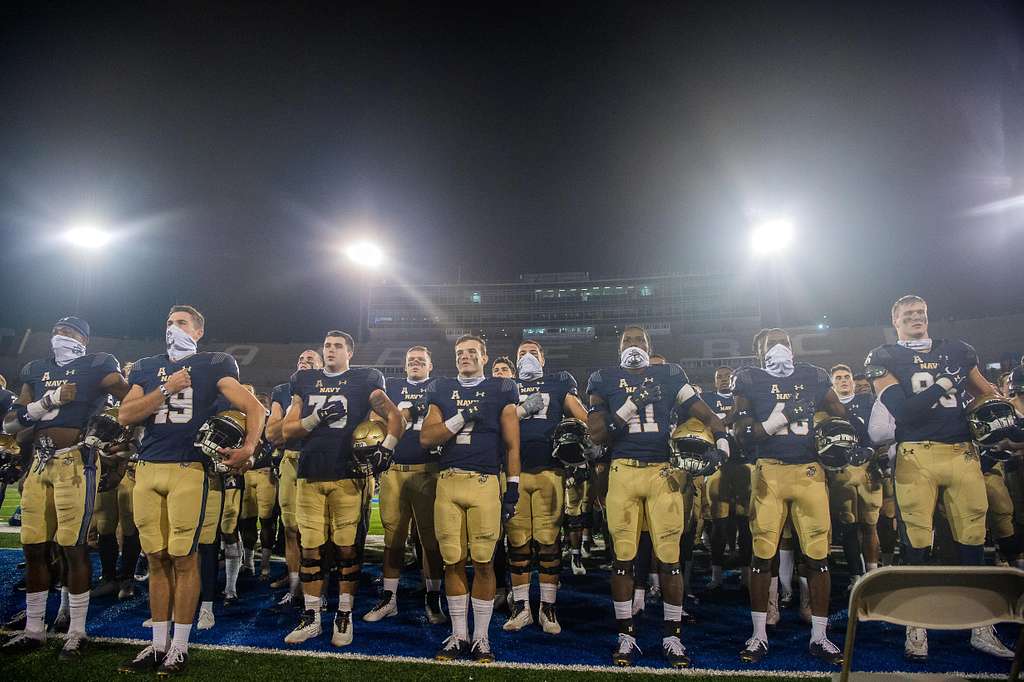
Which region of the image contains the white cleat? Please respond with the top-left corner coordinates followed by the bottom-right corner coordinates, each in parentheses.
top-left (538, 603), bottom-right (561, 634)
top-left (571, 554), bottom-right (586, 576)
top-left (970, 625), bottom-right (1014, 659)
top-left (904, 626), bottom-right (928, 661)
top-left (284, 610), bottom-right (322, 644)
top-left (503, 601), bottom-right (533, 631)
top-left (362, 592), bottom-right (397, 622)
top-left (331, 611), bottom-right (354, 647)
top-left (197, 608), bottom-right (215, 631)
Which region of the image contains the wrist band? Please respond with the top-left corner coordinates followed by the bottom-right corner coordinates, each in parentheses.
top-left (761, 412), bottom-right (788, 435)
top-left (615, 399), bottom-right (638, 423)
top-left (444, 413), bottom-right (466, 434)
top-left (506, 475), bottom-right (520, 484)
top-left (300, 412), bottom-right (322, 432)
top-left (382, 434), bottom-right (399, 450)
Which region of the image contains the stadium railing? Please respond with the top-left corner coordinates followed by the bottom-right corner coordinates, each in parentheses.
top-left (839, 565), bottom-right (1024, 682)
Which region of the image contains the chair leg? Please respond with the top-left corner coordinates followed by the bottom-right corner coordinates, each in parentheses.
top-left (1009, 625), bottom-right (1024, 682)
top-left (840, 595), bottom-right (859, 682)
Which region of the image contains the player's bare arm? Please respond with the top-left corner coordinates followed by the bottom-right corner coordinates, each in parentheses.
top-left (266, 401), bottom-right (286, 445)
top-left (218, 375), bottom-right (266, 467)
top-left (563, 393), bottom-right (588, 421)
top-left (501, 403), bottom-right (521, 478)
top-left (369, 388), bottom-right (403, 441)
top-left (419, 404), bottom-right (454, 448)
top-left (281, 395), bottom-right (306, 439)
top-left (100, 370), bottom-right (131, 402)
top-left (586, 394), bottom-right (611, 445)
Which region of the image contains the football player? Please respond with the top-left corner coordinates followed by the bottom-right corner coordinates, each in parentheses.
top-left (363, 346), bottom-right (446, 624)
top-left (0, 374), bottom-right (15, 418)
top-left (503, 339), bottom-right (588, 635)
top-left (116, 305), bottom-right (265, 675)
top-left (91, 427), bottom-right (140, 602)
top-left (421, 334), bottom-right (521, 663)
top-left (491, 356), bottom-right (515, 379)
top-left (826, 364), bottom-right (881, 584)
top-left (2, 316), bottom-right (129, 659)
top-left (587, 325), bottom-right (728, 668)
top-left (864, 295), bottom-right (1013, 660)
top-left (281, 330), bottom-right (401, 648)
top-left (266, 349), bottom-right (323, 609)
top-left (239, 386), bottom-right (277, 580)
top-left (733, 328), bottom-right (848, 665)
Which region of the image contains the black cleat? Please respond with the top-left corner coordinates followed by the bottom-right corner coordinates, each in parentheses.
top-left (2, 631), bottom-right (45, 653)
top-left (223, 592), bottom-right (238, 607)
top-left (155, 644), bottom-right (189, 676)
top-left (739, 637), bottom-right (769, 663)
top-left (809, 637), bottom-right (844, 666)
top-left (612, 633), bottom-right (641, 667)
top-left (3, 610), bottom-right (27, 630)
top-left (59, 632), bottom-right (87, 661)
top-left (50, 610), bottom-right (70, 634)
top-left (117, 645), bottom-right (164, 673)
top-left (662, 636), bottom-right (691, 668)
top-left (471, 638), bottom-right (494, 663)
top-left (424, 591), bottom-right (447, 625)
top-left (435, 634), bottom-right (470, 661)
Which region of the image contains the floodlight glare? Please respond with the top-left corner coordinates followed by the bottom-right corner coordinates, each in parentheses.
top-left (344, 241), bottom-right (385, 268)
top-left (63, 224), bottom-right (113, 249)
top-left (750, 218), bottom-right (794, 256)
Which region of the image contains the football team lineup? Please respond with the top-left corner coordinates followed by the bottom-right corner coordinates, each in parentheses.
top-left (0, 295), bottom-right (1021, 677)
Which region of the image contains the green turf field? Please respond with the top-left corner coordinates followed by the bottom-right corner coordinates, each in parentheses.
top-left (1, 489), bottom-right (19, 524)
top-left (0, 638), bottom-right (824, 681)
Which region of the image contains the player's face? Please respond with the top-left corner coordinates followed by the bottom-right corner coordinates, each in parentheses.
top-left (516, 343), bottom-right (544, 366)
top-left (492, 362), bottom-right (514, 378)
top-left (53, 324), bottom-right (87, 345)
top-left (455, 340), bottom-right (486, 377)
top-left (854, 377), bottom-right (872, 395)
top-left (297, 350), bottom-right (323, 370)
top-left (714, 368), bottom-right (733, 392)
top-left (619, 328), bottom-right (649, 354)
top-left (831, 370), bottom-right (854, 398)
top-left (405, 349), bottom-right (432, 381)
top-left (893, 301), bottom-right (928, 340)
top-left (322, 336), bottom-right (352, 371)
top-left (167, 311), bottom-right (203, 342)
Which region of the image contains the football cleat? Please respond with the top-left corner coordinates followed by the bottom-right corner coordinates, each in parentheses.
top-left (331, 611), bottom-right (353, 647)
top-left (662, 636), bottom-right (690, 668)
top-left (739, 636), bottom-right (768, 663)
top-left (435, 634), bottom-right (470, 661)
top-left (59, 632), bottom-right (87, 661)
top-left (425, 591), bottom-right (447, 625)
top-left (612, 633), bottom-right (642, 667)
top-left (779, 590), bottom-right (793, 608)
top-left (272, 590), bottom-right (303, 613)
top-left (4, 610), bottom-right (27, 630)
top-left (570, 554), bottom-right (586, 576)
top-left (493, 587), bottom-right (508, 611)
top-left (808, 637), bottom-right (844, 666)
top-left (471, 638), bottom-right (495, 664)
top-left (155, 643), bottom-right (189, 677)
top-left (118, 582), bottom-right (135, 600)
top-left (50, 610), bottom-right (70, 633)
top-left (284, 610), bottom-right (322, 644)
top-left (270, 574), bottom-right (290, 589)
top-left (538, 603), bottom-right (561, 634)
top-left (362, 591), bottom-right (397, 622)
top-left (223, 592), bottom-right (238, 607)
top-left (503, 600), bottom-right (533, 631)
top-left (969, 625), bottom-right (1014, 658)
top-left (197, 608), bottom-right (215, 631)
top-left (904, 626), bottom-right (928, 661)
top-left (2, 631), bottom-right (45, 653)
top-left (118, 645), bottom-right (164, 673)
top-left (91, 578), bottom-right (121, 599)
top-left (142, 618), bottom-right (153, 628)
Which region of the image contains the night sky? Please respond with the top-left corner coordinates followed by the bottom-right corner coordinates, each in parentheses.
top-left (2, 2), bottom-right (1022, 342)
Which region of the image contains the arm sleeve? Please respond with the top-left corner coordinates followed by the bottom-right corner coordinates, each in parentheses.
top-left (501, 378), bottom-right (520, 406)
top-left (212, 353), bottom-right (240, 381)
top-left (878, 381), bottom-right (947, 426)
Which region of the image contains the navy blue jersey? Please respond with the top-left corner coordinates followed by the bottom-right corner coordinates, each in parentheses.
top-left (702, 391), bottom-right (735, 420)
top-left (130, 352), bottom-right (239, 463)
top-left (20, 353), bottom-right (121, 432)
top-left (864, 340), bottom-right (977, 444)
top-left (0, 388), bottom-right (16, 420)
top-left (271, 382), bottom-right (302, 451)
top-left (841, 393), bottom-right (874, 437)
top-left (425, 377), bottom-right (519, 475)
top-left (732, 363), bottom-right (833, 465)
top-left (290, 367), bottom-right (385, 481)
top-left (516, 371), bottom-right (578, 472)
top-left (586, 363), bottom-right (693, 463)
top-left (385, 377), bottom-right (434, 465)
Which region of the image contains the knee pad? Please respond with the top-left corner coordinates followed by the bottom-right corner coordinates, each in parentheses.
top-left (537, 552), bottom-right (561, 575)
top-left (299, 556), bottom-right (323, 582)
top-left (612, 560), bottom-right (634, 578)
top-left (660, 561), bottom-right (682, 576)
top-left (804, 557), bottom-right (829, 574)
top-left (507, 544), bottom-right (533, 574)
top-left (565, 514), bottom-right (584, 531)
top-left (750, 556), bottom-right (772, 574)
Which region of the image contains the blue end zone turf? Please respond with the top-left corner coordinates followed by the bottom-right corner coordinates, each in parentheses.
top-left (0, 547), bottom-right (1015, 675)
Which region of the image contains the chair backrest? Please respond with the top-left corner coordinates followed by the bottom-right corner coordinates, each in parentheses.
top-left (849, 566), bottom-right (1024, 630)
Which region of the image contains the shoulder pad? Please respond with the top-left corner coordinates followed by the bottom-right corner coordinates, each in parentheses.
top-left (90, 352), bottom-right (116, 368)
top-left (864, 345), bottom-right (894, 368)
top-left (667, 363), bottom-right (683, 376)
top-left (559, 370), bottom-right (578, 387)
top-left (588, 370), bottom-right (603, 384)
top-left (500, 378), bottom-right (518, 393)
top-left (210, 352), bottom-right (233, 365)
top-left (273, 382), bottom-right (289, 393)
top-left (810, 364), bottom-right (830, 384)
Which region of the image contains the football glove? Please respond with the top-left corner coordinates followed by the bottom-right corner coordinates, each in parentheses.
top-left (317, 400), bottom-right (347, 424)
top-left (502, 481), bottom-right (520, 522)
top-left (783, 399), bottom-right (813, 424)
top-left (520, 393), bottom-right (546, 417)
top-left (406, 397), bottom-right (428, 422)
top-left (631, 384), bottom-right (663, 410)
top-left (936, 366), bottom-right (967, 394)
top-left (461, 404), bottom-right (482, 423)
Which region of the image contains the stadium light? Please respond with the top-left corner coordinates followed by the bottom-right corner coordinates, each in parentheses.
top-left (344, 241), bottom-right (385, 269)
top-left (63, 223), bottom-right (113, 249)
top-left (750, 218), bottom-right (794, 257)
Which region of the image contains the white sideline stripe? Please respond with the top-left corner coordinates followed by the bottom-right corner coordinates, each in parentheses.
top-left (8, 631), bottom-right (1006, 679)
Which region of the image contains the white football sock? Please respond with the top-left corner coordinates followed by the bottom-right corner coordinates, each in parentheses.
top-left (447, 593), bottom-right (469, 641)
top-left (382, 577), bottom-right (399, 596)
top-left (751, 611), bottom-right (768, 642)
top-left (811, 615), bottom-right (828, 643)
top-left (471, 597), bottom-right (493, 641)
top-left (172, 622), bottom-right (191, 651)
top-left (152, 621), bottom-right (170, 653)
top-left (339, 592), bottom-right (353, 612)
top-left (511, 583), bottom-right (530, 604)
top-left (68, 591), bottom-right (89, 635)
top-left (539, 582), bottom-right (557, 605)
top-left (779, 550), bottom-right (794, 594)
top-left (24, 591), bottom-right (47, 635)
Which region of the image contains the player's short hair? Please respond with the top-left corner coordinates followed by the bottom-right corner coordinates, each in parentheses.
top-left (830, 363), bottom-right (853, 376)
top-left (518, 338), bottom-right (544, 355)
top-left (455, 334), bottom-right (487, 354)
top-left (891, 294), bottom-right (926, 320)
top-left (407, 345), bottom-right (432, 359)
top-left (621, 325), bottom-right (651, 349)
top-left (715, 366), bottom-right (733, 375)
top-left (325, 330), bottom-right (355, 353)
top-left (492, 356), bottom-right (514, 372)
top-left (168, 304), bottom-right (205, 330)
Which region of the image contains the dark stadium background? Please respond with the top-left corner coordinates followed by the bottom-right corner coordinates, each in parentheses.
top-left (1, 2), bottom-right (1023, 345)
